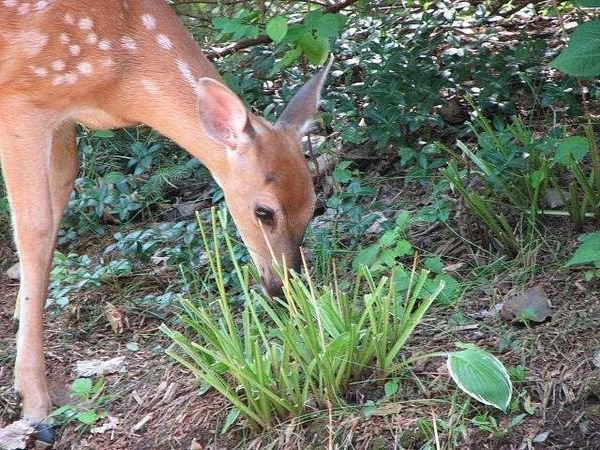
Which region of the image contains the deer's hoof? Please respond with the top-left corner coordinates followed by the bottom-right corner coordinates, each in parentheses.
top-left (32, 421), bottom-right (56, 447)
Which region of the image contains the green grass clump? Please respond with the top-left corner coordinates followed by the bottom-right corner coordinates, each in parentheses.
top-left (160, 208), bottom-right (445, 430)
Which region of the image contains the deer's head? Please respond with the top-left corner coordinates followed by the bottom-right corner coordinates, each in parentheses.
top-left (196, 60), bottom-right (332, 296)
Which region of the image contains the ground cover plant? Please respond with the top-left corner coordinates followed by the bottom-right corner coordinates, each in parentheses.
top-left (1, 0), bottom-right (600, 449)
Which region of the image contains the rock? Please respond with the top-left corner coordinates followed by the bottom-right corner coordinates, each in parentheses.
top-left (6, 263), bottom-right (20, 280)
top-left (501, 286), bottom-right (552, 323)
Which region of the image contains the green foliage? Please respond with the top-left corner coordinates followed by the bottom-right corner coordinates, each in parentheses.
top-left (50, 377), bottom-right (108, 427)
top-left (551, 20), bottom-right (600, 77)
top-left (161, 208), bottom-right (447, 429)
top-left (447, 346), bottom-right (513, 412)
top-left (566, 231), bottom-right (600, 280)
top-left (48, 252), bottom-right (132, 309)
top-left (443, 114), bottom-right (600, 254)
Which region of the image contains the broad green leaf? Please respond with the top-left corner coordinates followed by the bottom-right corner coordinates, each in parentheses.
top-left (266, 16), bottom-right (288, 43)
top-left (76, 410), bottom-right (98, 425)
top-left (447, 348), bottom-right (512, 411)
top-left (424, 257), bottom-right (444, 274)
top-left (577, 0), bottom-right (600, 6)
top-left (324, 332), bottom-right (352, 360)
top-left (268, 48), bottom-right (301, 77)
top-left (352, 244), bottom-right (381, 270)
top-left (297, 35), bottom-right (329, 65)
top-left (221, 408), bottom-right (240, 434)
top-left (392, 240), bottom-right (412, 257)
top-left (555, 136), bottom-right (589, 165)
top-left (304, 10), bottom-right (323, 29)
top-left (379, 230), bottom-right (398, 247)
top-left (71, 378), bottom-right (92, 395)
top-left (550, 20), bottom-right (600, 77)
top-left (566, 231), bottom-right (600, 266)
top-left (384, 379), bottom-right (399, 397)
top-left (103, 171), bottom-right (125, 184)
top-left (316, 13), bottom-right (344, 39)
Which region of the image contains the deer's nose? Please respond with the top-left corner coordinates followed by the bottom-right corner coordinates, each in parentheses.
top-left (262, 274), bottom-right (284, 298)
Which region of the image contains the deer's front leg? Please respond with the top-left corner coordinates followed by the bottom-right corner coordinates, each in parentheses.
top-left (0, 108), bottom-right (67, 444)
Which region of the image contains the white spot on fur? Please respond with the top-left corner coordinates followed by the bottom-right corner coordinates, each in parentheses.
top-left (176, 60), bottom-right (196, 89)
top-left (18, 30), bottom-right (48, 57)
top-left (141, 79), bottom-right (159, 94)
top-left (64, 13), bottom-right (75, 24)
top-left (64, 72), bottom-right (78, 84)
top-left (85, 32), bottom-right (98, 44)
top-left (102, 57), bottom-right (114, 67)
top-left (51, 59), bottom-right (65, 71)
top-left (34, 0), bottom-right (49, 11)
top-left (29, 65), bottom-right (47, 77)
top-left (69, 44), bottom-right (80, 56)
top-left (141, 14), bottom-right (156, 30)
top-left (59, 33), bottom-right (70, 44)
top-left (52, 75), bottom-right (65, 86)
top-left (156, 34), bottom-right (172, 50)
top-left (78, 17), bottom-right (93, 30)
top-left (77, 61), bottom-right (93, 75)
top-left (17, 2), bottom-right (30, 14)
top-left (120, 36), bottom-right (137, 51)
top-left (98, 39), bottom-right (111, 51)
top-left (3, 0), bottom-right (17, 7)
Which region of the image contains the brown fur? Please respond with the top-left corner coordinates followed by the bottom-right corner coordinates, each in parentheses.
top-left (0, 0), bottom-right (330, 424)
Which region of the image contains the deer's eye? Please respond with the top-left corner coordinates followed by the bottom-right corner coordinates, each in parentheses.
top-left (255, 206), bottom-right (275, 228)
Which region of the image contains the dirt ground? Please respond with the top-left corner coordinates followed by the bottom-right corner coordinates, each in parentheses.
top-left (2, 229), bottom-right (600, 450)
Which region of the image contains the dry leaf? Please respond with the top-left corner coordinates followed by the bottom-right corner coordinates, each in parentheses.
top-left (0, 419), bottom-right (33, 450)
top-left (105, 302), bottom-right (127, 335)
top-left (190, 439), bottom-right (204, 450)
top-left (76, 356), bottom-right (127, 377)
top-left (90, 416), bottom-right (119, 434)
top-left (501, 286), bottom-right (552, 323)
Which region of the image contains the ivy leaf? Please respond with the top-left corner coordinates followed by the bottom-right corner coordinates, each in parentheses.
top-left (384, 379), bottom-right (399, 397)
top-left (550, 20), bottom-right (600, 77)
top-left (71, 378), bottom-right (92, 396)
top-left (266, 16), bottom-right (288, 43)
top-left (76, 410), bottom-right (98, 425)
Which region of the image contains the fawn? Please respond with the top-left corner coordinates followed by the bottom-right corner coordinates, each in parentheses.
top-left (0, 0), bottom-right (332, 444)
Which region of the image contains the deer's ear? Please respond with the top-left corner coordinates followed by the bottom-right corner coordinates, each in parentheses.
top-left (276, 55), bottom-right (334, 136)
top-left (197, 78), bottom-right (254, 148)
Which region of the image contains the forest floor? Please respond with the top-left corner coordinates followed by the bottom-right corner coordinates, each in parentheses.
top-left (1, 185), bottom-right (600, 450)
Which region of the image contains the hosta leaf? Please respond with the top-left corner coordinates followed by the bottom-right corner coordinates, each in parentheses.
top-left (447, 348), bottom-right (512, 411)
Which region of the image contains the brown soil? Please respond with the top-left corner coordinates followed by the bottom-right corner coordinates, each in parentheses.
top-left (2, 220), bottom-right (600, 450)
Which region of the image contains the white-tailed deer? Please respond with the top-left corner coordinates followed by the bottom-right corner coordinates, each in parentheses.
top-left (0, 0), bottom-right (332, 444)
